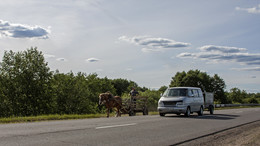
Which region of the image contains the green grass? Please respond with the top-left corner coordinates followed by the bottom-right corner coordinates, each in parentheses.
top-left (0, 114), bottom-right (107, 124)
top-left (214, 105), bottom-right (260, 110)
top-left (1, 106), bottom-right (259, 124)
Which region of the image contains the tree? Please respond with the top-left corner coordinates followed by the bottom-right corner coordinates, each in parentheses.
top-left (227, 88), bottom-right (247, 103)
top-left (211, 74), bottom-right (227, 103)
top-left (158, 86), bottom-right (168, 93)
top-left (51, 72), bottom-right (97, 114)
top-left (170, 70), bottom-right (227, 103)
top-left (111, 78), bottom-right (130, 96)
top-left (140, 89), bottom-right (161, 111)
top-left (0, 47), bottom-right (53, 116)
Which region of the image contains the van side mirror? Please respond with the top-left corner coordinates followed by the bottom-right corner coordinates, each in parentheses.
top-left (160, 93), bottom-right (163, 97)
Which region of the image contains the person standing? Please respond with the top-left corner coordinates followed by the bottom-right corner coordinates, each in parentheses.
top-left (129, 87), bottom-right (139, 108)
top-left (130, 87), bottom-right (139, 97)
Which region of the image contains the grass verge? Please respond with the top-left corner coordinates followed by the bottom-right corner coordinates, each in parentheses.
top-left (215, 105), bottom-right (260, 110)
top-left (0, 114), bottom-right (107, 124)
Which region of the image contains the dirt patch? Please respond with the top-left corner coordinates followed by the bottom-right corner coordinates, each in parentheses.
top-left (179, 120), bottom-right (260, 146)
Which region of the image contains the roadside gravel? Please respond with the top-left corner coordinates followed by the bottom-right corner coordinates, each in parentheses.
top-left (179, 120), bottom-right (260, 146)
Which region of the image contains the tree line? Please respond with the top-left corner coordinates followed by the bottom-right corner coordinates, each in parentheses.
top-left (0, 48), bottom-right (259, 117)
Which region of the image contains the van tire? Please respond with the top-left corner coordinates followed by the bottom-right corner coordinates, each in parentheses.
top-left (160, 113), bottom-right (165, 116)
top-left (185, 107), bottom-right (191, 117)
top-left (198, 106), bottom-right (203, 116)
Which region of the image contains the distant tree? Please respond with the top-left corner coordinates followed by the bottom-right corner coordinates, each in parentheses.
top-left (158, 86), bottom-right (168, 93)
top-left (227, 88), bottom-right (247, 103)
top-left (111, 78), bottom-right (130, 96)
top-left (211, 74), bottom-right (227, 103)
top-left (248, 97), bottom-right (258, 104)
top-left (170, 70), bottom-right (227, 103)
top-left (140, 89), bottom-right (161, 111)
top-left (51, 72), bottom-right (97, 114)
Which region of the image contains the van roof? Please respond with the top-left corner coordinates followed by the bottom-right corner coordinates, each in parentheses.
top-left (168, 87), bottom-right (201, 90)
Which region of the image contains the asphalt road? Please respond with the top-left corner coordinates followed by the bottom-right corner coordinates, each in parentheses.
top-left (0, 108), bottom-right (259, 146)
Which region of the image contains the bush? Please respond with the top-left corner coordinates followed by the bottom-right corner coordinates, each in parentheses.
top-left (248, 98), bottom-right (259, 104)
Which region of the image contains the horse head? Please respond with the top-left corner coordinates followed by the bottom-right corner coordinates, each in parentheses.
top-left (99, 93), bottom-right (108, 105)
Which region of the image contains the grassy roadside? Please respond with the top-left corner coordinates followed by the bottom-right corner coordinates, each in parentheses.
top-left (0, 114), bottom-right (107, 124)
top-left (214, 105), bottom-right (260, 110)
top-left (1, 106), bottom-right (259, 124)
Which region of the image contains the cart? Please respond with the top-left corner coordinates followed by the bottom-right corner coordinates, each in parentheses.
top-left (120, 96), bottom-right (149, 116)
top-left (204, 92), bottom-right (214, 114)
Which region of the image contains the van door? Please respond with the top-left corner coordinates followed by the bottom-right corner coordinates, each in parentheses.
top-left (198, 89), bottom-right (204, 108)
top-left (187, 89), bottom-right (196, 112)
top-left (192, 89), bottom-right (200, 111)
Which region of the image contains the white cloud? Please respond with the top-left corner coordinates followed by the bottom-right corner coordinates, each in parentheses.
top-left (119, 35), bottom-right (190, 52)
top-left (236, 4), bottom-right (260, 14)
top-left (232, 67), bottom-right (260, 72)
top-left (56, 58), bottom-right (66, 62)
top-left (44, 54), bottom-right (55, 59)
top-left (141, 48), bottom-right (163, 53)
top-left (86, 58), bottom-right (100, 62)
top-left (199, 45), bottom-right (247, 53)
top-left (177, 45), bottom-right (260, 70)
top-left (0, 20), bottom-right (50, 39)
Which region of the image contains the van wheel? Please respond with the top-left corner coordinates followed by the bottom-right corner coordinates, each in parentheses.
top-left (160, 113), bottom-right (165, 116)
top-left (185, 107), bottom-right (191, 117)
top-left (198, 106), bottom-right (203, 116)
top-left (209, 105), bottom-right (214, 114)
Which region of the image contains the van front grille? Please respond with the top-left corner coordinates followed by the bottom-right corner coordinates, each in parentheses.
top-left (163, 101), bottom-right (178, 106)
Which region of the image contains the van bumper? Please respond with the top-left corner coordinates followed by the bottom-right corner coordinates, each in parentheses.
top-left (158, 106), bottom-right (186, 114)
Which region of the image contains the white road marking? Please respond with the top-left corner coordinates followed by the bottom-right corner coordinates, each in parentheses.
top-left (95, 123), bottom-right (137, 129)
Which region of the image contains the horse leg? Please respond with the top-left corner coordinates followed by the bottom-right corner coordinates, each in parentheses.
top-left (115, 108), bottom-right (118, 117)
top-left (107, 108), bottom-right (110, 118)
top-left (118, 108), bottom-right (121, 117)
top-left (115, 110), bottom-right (118, 117)
top-left (116, 107), bottom-right (121, 117)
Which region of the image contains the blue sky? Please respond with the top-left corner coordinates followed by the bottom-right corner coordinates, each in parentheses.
top-left (0, 0), bottom-right (260, 92)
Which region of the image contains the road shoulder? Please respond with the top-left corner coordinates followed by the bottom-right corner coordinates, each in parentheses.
top-left (179, 120), bottom-right (260, 146)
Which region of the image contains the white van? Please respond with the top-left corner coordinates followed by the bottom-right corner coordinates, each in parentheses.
top-left (157, 87), bottom-right (204, 117)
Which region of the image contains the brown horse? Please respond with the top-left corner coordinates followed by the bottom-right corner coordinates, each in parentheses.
top-left (99, 92), bottom-right (122, 118)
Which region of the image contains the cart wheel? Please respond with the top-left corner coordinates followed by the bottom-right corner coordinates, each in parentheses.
top-left (143, 107), bottom-right (149, 115)
top-left (129, 110), bottom-right (135, 116)
top-left (209, 105), bottom-right (214, 114)
top-left (159, 113), bottom-right (165, 116)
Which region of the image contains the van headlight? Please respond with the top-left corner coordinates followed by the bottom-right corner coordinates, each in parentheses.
top-left (158, 100), bottom-right (164, 107)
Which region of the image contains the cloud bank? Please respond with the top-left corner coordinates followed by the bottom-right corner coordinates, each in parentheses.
top-left (178, 45), bottom-right (260, 68)
top-left (0, 20), bottom-right (50, 39)
top-left (232, 67), bottom-right (260, 72)
top-left (236, 4), bottom-right (260, 14)
top-left (119, 35), bottom-right (190, 53)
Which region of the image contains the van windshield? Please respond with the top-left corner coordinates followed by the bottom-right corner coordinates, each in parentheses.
top-left (163, 89), bottom-right (188, 97)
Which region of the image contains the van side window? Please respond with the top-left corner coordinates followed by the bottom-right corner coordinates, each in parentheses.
top-left (188, 89), bottom-right (193, 97)
top-left (192, 89), bottom-right (199, 97)
top-left (198, 90), bottom-right (203, 97)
